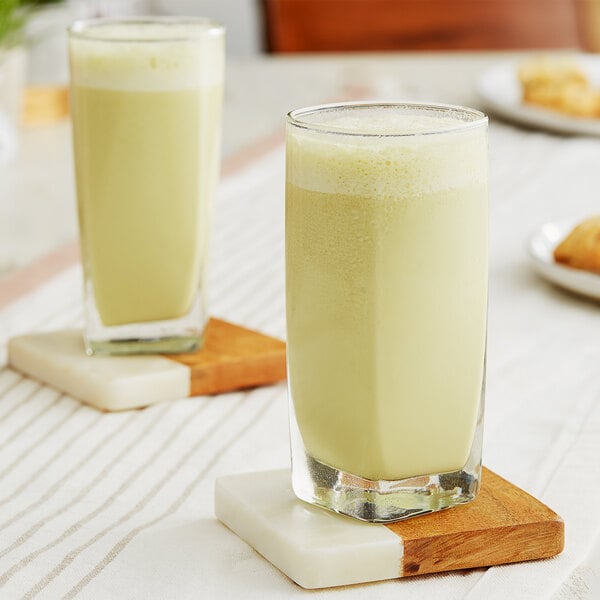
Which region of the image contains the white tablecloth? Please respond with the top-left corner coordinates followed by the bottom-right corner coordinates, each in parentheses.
top-left (1, 123), bottom-right (600, 598)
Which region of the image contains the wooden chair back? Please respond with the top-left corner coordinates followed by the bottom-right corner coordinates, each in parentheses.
top-left (262, 0), bottom-right (580, 52)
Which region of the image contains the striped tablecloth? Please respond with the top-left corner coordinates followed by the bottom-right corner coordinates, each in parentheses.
top-left (1, 125), bottom-right (600, 599)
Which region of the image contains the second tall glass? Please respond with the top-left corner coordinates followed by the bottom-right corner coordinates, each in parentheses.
top-left (69, 17), bottom-right (224, 355)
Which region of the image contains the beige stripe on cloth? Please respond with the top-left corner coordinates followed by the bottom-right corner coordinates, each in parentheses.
top-left (0, 411), bottom-right (136, 540)
top-left (0, 412), bottom-right (102, 507)
top-left (0, 378), bottom-right (29, 421)
top-left (0, 400), bottom-right (79, 480)
top-left (0, 390), bottom-right (61, 453)
top-left (0, 399), bottom-right (213, 587)
top-left (0, 407), bottom-right (165, 568)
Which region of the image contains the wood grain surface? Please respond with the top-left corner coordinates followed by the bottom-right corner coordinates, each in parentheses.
top-left (386, 467), bottom-right (564, 576)
top-left (168, 318), bottom-right (287, 396)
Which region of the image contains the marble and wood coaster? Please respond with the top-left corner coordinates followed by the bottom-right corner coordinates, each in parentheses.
top-left (215, 467), bottom-right (564, 589)
top-left (8, 318), bottom-right (286, 411)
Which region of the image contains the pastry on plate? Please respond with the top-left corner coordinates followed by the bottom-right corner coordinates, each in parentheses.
top-left (554, 216), bottom-right (600, 273)
top-left (518, 57), bottom-right (600, 118)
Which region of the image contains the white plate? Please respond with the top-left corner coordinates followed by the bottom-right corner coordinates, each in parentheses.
top-left (477, 57), bottom-right (600, 136)
top-left (526, 220), bottom-right (600, 300)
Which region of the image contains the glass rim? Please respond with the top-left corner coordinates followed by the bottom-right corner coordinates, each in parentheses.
top-left (68, 16), bottom-right (225, 43)
top-left (286, 101), bottom-right (488, 138)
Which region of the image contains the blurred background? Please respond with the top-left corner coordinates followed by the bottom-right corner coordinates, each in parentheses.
top-left (0, 0), bottom-right (595, 146)
top-left (0, 0), bottom-right (597, 270)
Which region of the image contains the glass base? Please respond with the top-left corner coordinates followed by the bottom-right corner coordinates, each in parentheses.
top-left (83, 280), bottom-right (207, 356)
top-left (87, 334), bottom-right (202, 356)
top-left (288, 376), bottom-right (485, 523)
top-left (292, 452), bottom-right (481, 523)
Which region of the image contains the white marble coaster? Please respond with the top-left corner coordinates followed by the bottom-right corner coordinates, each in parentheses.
top-left (8, 330), bottom-right (190, 411)
top-left (215, 468), bottom-right (564, 590)
top-left (8, 320), bottom-right (286, 411)
top-left (215, 469), bottom-right (402, 589)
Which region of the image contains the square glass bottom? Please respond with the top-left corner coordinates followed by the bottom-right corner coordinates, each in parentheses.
top-left (83, 282), bottom-right (206, 356)
top-left (289, 398), bottom-right (484, 523)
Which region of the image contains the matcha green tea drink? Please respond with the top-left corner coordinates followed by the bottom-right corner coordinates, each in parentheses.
top-left (286, 103), bottom-right (488, 522)
top-left (69, 18), bottom-right (224, 354)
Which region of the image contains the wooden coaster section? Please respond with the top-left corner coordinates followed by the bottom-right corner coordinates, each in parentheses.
top-left (215, 468), bottom-right (564, 589)
top-left (169, 318), bottom-right (287, 397)
top-left (388, 468), bottom-right (564, 576)
top-left (8, 318), bottom-right (286, 411)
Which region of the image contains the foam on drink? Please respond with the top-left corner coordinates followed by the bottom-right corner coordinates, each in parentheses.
top-left (69, 20), bottom-right (224, 90)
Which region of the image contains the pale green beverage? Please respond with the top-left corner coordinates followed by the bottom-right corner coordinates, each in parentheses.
top-left (69, 18), bottom-right (224, 354)
top-left (286, 103), bottom-right (488, 522)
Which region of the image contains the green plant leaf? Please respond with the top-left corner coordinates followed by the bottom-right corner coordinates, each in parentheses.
top-left (0, 0), bottom-right (28, 48)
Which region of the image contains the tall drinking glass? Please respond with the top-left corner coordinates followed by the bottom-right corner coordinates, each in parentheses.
top-left (286, 102), bottom-right (488, 522)
top-left (69, 18), bottom-right (224, 355)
